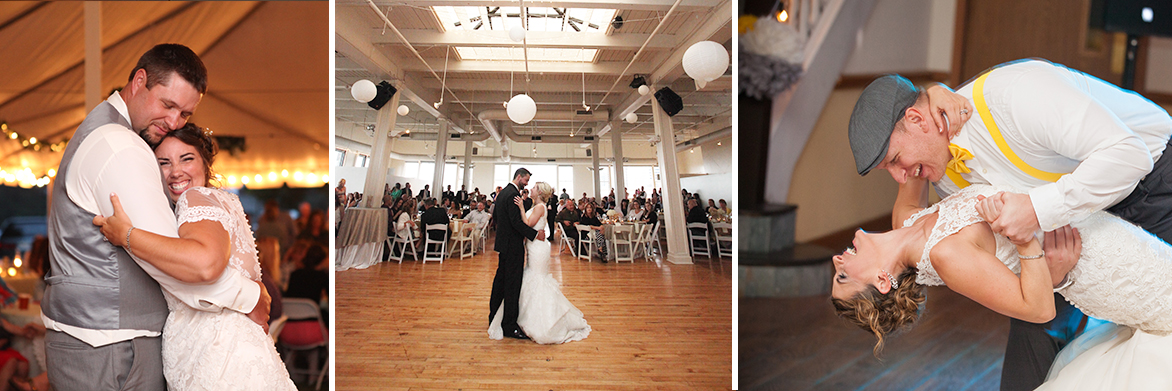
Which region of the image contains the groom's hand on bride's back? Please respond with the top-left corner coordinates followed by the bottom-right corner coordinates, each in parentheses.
top-left (536, 230), bottom-right (546, 241)
top-left (247, 281), bottom-right (272, 333)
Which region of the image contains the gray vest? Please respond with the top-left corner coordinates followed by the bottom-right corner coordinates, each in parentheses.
top-left (43, 101), bottom-right (168, 331)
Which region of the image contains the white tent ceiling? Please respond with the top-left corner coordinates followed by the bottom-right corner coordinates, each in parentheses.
top-left (0, 1), bottom-right (329, 189)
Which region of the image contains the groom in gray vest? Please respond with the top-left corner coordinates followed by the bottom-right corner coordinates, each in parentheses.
top-left (44, 44), bottom-right (269, 390)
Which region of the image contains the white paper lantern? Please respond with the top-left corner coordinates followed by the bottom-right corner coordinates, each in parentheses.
top-left (506, 94), bottom-right (537, 124)
top-left (681, 41), bottom-right (729, 89)
top-left (509, 25), bottom-right (526, 42)
top-left (397, 105), bottom-right (409, 116)
top-left (625, 112), bottom-right (638, 124)
top-left (350, 79), bottom-right (377, 103)
top-left (638, 85), bottom-right (650, 96)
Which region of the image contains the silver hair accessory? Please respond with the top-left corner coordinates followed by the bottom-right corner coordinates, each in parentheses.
top-left (885, 270), bottom-right (899, 290)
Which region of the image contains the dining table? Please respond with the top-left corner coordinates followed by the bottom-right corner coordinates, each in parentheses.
top-left (1, 302), bottom-right (45, 377)
top-left (335, 207), bottom-right (388, 271)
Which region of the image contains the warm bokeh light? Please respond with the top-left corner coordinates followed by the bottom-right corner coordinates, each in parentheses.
top-left (322, 174), bottom-right (329, 183)
top-left (268, 172), bottom-right (277, 181)
top-left (293, 171), bottom-right (304, 181)
top-left (307, 173), bottom-right (318, 183)
top-left (47, 168), bottom-right (56, 177)
top-left (228, 175), bottom-right (237, 185)
top-left (6, 268), bottom-right (15, 277)
top-left (13, 257), bottom-right (21, 268)
top-left (281, 170), bottom-right (289, 177)
top-left (254, 174), bottom-right (262, 183)
top-left (241, 176), bottom-right (250, 184)
top-left (777, 10), bottom-right (788, 23)
top-left (28, 137), bottom-right (36, 144)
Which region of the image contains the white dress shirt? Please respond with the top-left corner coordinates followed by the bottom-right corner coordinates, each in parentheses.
top-left (937, 60), bottom-right (1172, 230)
top-left (44, 92), bottom-right (260, 347)
top-left (467, 209), bottom-right (491, 229)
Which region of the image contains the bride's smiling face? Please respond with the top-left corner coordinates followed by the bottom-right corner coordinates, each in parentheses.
top-left (831, 230), bottom-right (898, 300)
top-left (156, 137), bottom-right (207, 202)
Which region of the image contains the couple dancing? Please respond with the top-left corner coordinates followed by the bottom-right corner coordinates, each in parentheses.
top-left (487, 169), bottom-right (591, 344)
top-left (43, 44), bottom-right (294, 390)
top-left (833, 59), bottom-right (1172, 389)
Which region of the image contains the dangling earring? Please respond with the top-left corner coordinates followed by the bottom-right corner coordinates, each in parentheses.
top-left (884, 270), bottom-right (899, 290)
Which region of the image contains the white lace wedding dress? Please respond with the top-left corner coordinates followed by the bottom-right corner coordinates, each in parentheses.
top-left (163, 187), bottom-right (296, 390)
top-left (906, 184), bottom-right (1172, 390)
top-left (488, 208), bottom-right (591, 344)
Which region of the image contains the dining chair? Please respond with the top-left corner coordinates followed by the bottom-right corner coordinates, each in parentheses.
top-left (687, 222), bottom-right (712, 257)
top-left (278, 298), bottom-right (327, 384)
top-left (612, 225), bottom-right (635, 263)
top-left (387, 228), bottom-right (418, 263)
top-left (475, 223), bottom-right (489, 254)
top-left (451, 223), bottom-right (476, 259)
top-left (644, 221), bottom-right (662, 259)
top-left (558, 223), bottom-right (577, 257)
top-left (423, 223), bottom-right (448, 263)
top-left (713, 222), bottom-right (733, 258)
top-left (575, 224), bottom-right (594, 261)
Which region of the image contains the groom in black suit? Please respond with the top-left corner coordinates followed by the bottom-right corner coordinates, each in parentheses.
top-left (489, 168), bottom-right (545, 339)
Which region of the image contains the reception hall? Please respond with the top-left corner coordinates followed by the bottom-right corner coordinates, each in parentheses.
top-left (332, 0), bottom-right (732, 388)
top-left (0, 2), bottom-right (330, 389)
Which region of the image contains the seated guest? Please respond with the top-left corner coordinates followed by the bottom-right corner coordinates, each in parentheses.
top-left (620, 198), bottom-right (631, 217)
top-left (579, 203), bottom-right (608, 263)
top-left (686, 198), bottom-right (711, 248)
top-left (420, 198), bottom-right (450, 242)
top-left (285, 243), bottom-right (329, 320)
top-left (556, 200), bottom-right (581, 242)
top-left (707, 199), bottom-right (719, 215)
top-left (391, 201), bottom-right (419, 256)
top-left (626, 201), bottom-right (646, 222)
top-left (467, 201), bottom-right (491, 229)
top-left (719, 199), bottom-right (731, 216)
top-left (297, 209), bottom-right (329, 248)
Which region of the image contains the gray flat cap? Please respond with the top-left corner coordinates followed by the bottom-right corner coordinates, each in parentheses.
top-left (849, 75), bottom-right (919, 175)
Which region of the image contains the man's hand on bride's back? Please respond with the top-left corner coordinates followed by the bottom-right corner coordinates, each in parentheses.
top-left (248, 281), bottom-right (272, 333)
top-left (1043, 225), bottom-right (1081, 288)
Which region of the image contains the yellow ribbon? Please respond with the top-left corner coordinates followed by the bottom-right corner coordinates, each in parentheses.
top-left (947, 143), bottom-right (973, 174)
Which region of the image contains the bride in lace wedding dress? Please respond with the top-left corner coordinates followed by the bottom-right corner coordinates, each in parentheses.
top-left (830, 184), bottom-right (1172, 389)
top-left (489, 182), bottom-right (591, 344)
top-left (94, 125), bottom-right (295, 390)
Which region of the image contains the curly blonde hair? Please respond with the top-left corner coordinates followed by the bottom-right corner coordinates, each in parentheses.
top-left (831, 268), bottom-right (926, 356)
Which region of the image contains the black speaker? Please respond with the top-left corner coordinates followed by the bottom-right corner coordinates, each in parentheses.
top-left (654, 87), bottom-right (683, 117)
top-left (368, 81), bottom-right (397, 110)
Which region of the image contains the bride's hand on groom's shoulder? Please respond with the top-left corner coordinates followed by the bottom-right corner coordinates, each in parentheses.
top-left (514, 196), bottom-right (524, 209)
top-left (92, 193), bottom-right (134, 246)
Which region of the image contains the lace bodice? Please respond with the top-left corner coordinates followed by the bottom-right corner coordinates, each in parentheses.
top-left (908, 184), bottom-right (1172, 332)
top-left (175, 187), bottom-right (263, 282)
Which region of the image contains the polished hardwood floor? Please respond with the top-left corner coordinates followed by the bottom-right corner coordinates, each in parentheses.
top-left (335, 239), bottom-right (732, 390)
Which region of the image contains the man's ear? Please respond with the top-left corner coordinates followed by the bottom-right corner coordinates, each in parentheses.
top-left (128, 68), bottom-right (148, 95)
top-left (904, 106), bottom-right (928, 133)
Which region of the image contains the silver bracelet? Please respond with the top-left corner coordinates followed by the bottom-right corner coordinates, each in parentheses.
top-left (1018, 251), bottom-right (1044, 260)
top-left (1054, 275), bottom-right (1075, 292)
top-left (125, 227), bottom-right (135, 254)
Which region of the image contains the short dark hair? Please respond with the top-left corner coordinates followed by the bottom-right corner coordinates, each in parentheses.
top-left (159, 123), bottom-right (218, 187)
top-left (513, 168), bottom-right (531, 179)
top-left (129, 44), bottom-right (208, 94)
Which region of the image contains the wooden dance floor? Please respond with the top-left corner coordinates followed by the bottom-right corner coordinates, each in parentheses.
top-left (334, 241), bottom-right (732, 390)
top-left (740, 286), bottom-right (1011, 390)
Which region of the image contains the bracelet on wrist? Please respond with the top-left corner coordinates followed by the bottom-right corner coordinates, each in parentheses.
top-left (1054, 274), bottom-right (1075, 291)
top-left (1018, 251), bottom-right (1044, 260)
top-left (125, 227), bottom-right (136, 254)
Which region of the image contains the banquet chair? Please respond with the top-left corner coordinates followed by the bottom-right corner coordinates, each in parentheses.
top-left (268, 314), bottom-right (288, 344)
top-left (559, 224), bottom-right (577, 257)
top-left (387, 229), bottom-right (418, 263)
top-left (644, 221), bottom-right (662, 259)
top-left (630, 224), bottom-right (648, 260)
top-left (575, 224), bottom-right (594, 261)
top-left (612, 225), bottom-right (635, 263)
top-left (451, 223), bottom-right (476, 259)
top-left (278, 298), bottom-right (327, 384)
top-left (687, 222), bottom-right (712, 257)
top-left (474, 223), bottom-right (489, 254)
top-left (713, 222), bottom-right (733, 258)
top-left (423, 224), bottom-right (449, 263)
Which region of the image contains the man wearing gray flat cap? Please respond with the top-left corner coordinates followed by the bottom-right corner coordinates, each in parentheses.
top-left (848, 58), bottom-right (1172, 391)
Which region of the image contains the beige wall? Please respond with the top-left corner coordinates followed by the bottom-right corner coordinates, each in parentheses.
top-left (785, 87), bottom-right (900, 242)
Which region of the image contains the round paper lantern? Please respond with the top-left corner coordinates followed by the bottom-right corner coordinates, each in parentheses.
top-left (397, 105), bottom-right (409, 116)
top-left (350, 79), bottom-right (377, 103)
top-left (681, 41), bottom-right (729, 89)
top-left (625, 112), bottom-right (638, 124)
top-left (509, 25), bottom-right (526, 42)
top-left (638, 85), bottom-right (650, 96)
top-left (506, 94), bottom-right (537, 124)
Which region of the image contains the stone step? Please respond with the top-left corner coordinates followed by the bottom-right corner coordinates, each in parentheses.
top-left (738, 203), bottom-right (797, 254)
top-left (738, 243), bottom-right (837, 298)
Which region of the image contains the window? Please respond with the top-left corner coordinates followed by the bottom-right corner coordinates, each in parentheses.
top-left (598, 166), bottom-right (611, 197)
top-left (403, 161), bottom-right (420, 179)
top-left (419, 162), bottom-right (436, 187)
top-left (557, 166), bottom-right (574, 197)
top-left (333, 149), bottom-right (346, 167)
top-left (495, 164), bottom-right (510, 189)
top-left (353, 153), bottom-right (369, 168)
top-left (624, 166), bottom-right (655, 198)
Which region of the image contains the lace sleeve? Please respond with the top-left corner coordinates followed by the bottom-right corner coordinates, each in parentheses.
top-left (176, 187), bottom-right (233, 234)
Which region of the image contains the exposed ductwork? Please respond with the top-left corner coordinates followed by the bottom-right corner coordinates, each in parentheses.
top-left (477, 108), bottom-right (610, 143)
top-left (675, 126), bottom-right (731, 152)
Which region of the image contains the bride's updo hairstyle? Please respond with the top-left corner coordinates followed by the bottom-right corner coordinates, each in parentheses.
top-left (831, 268), bottom-right (925, 355)
top-left (159, 123), bottom-right (220, 188)
top-left (533, 182), bottom-right (554, 203)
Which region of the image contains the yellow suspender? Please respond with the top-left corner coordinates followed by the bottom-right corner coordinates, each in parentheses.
top-left (946, 72), bottom-right (1067, 189)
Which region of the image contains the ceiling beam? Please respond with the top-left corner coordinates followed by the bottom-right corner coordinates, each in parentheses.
top-left (399, 59), bottom-right (652, 75)
top-left (378, 29), bottom-right (679, 50)
top-left (356, 0), bottom-right (713, 12)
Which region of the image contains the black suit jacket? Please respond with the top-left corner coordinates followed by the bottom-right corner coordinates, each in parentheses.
top-left (493, 183), bottom-right (538, 253)
top-left (421, 206), bottom-right (450, 241)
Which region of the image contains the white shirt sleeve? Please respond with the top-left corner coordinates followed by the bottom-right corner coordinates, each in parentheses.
top-left (67, 126), bottom-right (260, 314)
top-left (1004, 69), bottom-right (1153, 229)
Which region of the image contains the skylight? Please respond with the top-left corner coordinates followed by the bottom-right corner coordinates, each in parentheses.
top-left (434, 6), bottom-right (617, 34)
top-left (454, 47), bottom-right (598, 62)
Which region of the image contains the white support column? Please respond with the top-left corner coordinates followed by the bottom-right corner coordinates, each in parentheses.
top-left (84, 2), bottom-right (102, 111)
top-left (432, 119), bottom-right (450, 202)
top-left (361, 93), bottom-right (399, 208)
top-left (462, 141), bottom-right (473, 189)
top-left (611, 123), bottom-right (626, 200)
top-left (592, 140), bottom-right (601, 200)
top-left (652, 93), bottom-right (692, 265)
